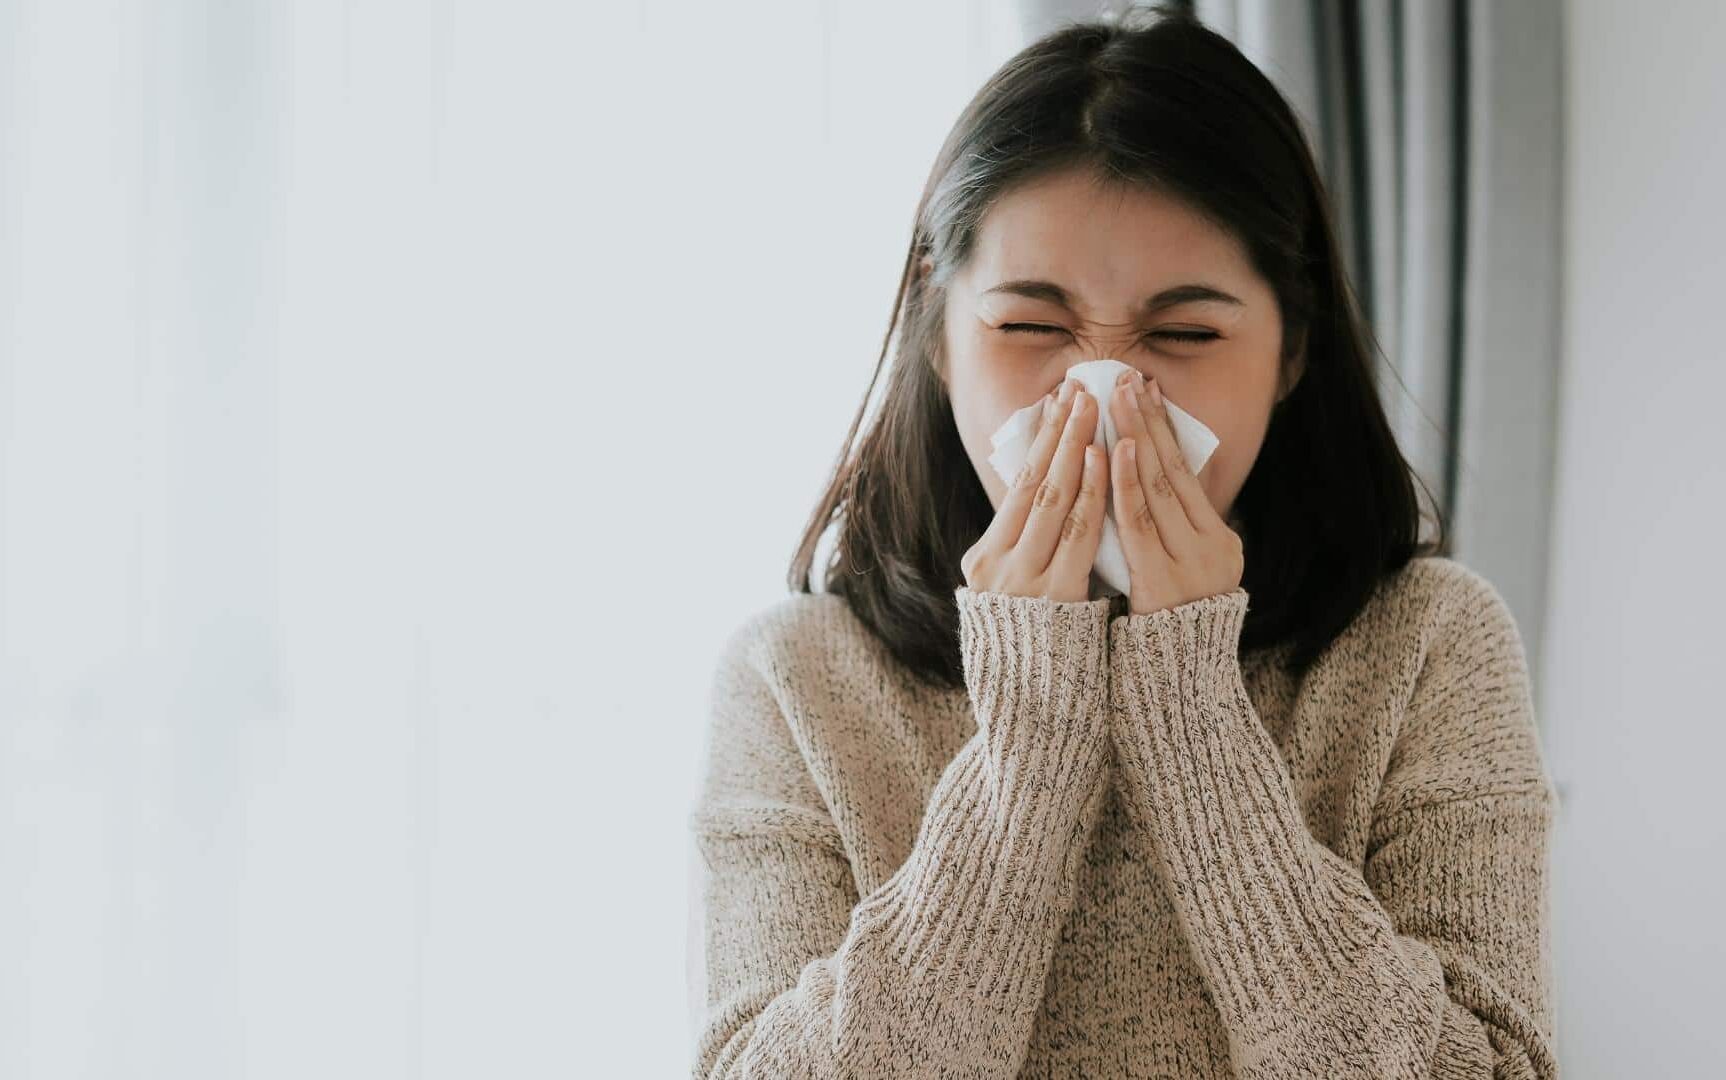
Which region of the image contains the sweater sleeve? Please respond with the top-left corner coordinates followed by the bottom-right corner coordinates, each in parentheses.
top-left (688, 586), bottom-right (1114, 1079)
top-left (1105, 575), bottom-right (1558, 1079)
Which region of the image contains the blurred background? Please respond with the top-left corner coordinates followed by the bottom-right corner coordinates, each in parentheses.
top-left (0, 0), bottom-right (1720, 1076)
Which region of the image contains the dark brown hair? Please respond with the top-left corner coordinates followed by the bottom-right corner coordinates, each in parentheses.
top-left (788, 3), bottom-right (1445, 690)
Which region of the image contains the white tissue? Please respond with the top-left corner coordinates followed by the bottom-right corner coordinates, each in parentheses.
top-left (985, 358), bottom-right (1221, 599)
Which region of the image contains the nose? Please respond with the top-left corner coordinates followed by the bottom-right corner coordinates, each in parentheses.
top-left (1071, 328), bottom-right (1142, 359)
top-left (1047, 359), bottom-right (1151, 403)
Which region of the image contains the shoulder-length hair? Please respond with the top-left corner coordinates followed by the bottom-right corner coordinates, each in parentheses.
top-left (788, 3), bottom-right (1446, 690)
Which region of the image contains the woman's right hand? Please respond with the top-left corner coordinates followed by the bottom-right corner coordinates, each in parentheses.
top-left (961, 377), bottom-right (1109, 603)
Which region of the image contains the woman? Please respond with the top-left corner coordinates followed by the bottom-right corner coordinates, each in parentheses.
top-left (688, 6), bottom-right (1558, 1078)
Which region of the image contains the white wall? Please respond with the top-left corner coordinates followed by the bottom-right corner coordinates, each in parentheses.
top-left (0, 3), bottom-right (1027, 1077)
top-left (1546, 3), bottom-right (1726, 1074)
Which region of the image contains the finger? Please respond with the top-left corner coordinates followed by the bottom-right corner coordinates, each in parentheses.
top-left (1047, 442), bottom-right (1108, 592)
top-left (1111, 434), bottom-right (1171, 564)
top-left (1110, 373), bottom-right (1197, 558)
top-left (1137, 375), bottom-right (1217, 531)
top-left (1012, 385), bottom-right (1097, 577)
top-left (977, 381), bottom-right (1074, 553)
top-left (973, 384), bottom-right (1063, 555)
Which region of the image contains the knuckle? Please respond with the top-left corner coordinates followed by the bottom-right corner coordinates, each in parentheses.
top-left (1033, 478), bottom-right (1063, 510)
top-left (1150, 468), bottom-right (1174, 498)
top-left (1011, 462), bottom-right (1037, 491)
top-left (1132, 502), bottom-right (1157, 533)
top-left (1060, 511), bottom-right (1088, 543)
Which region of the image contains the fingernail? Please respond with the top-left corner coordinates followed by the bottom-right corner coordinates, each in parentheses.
top-left (1041, 392), bottom-right (1054, 422)
top-left (1149, 378), bottom-right (1163, 406)
top-left (1059, 379), bottom-right (1076, 404)
top-left (1132, 369), bottom-right (1146, 389)
top-left (1124, 438), bottom-right (1137, 464)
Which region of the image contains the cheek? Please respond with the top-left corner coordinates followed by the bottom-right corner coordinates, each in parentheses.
top-left (947, 371), bottom-right (1052, 508)
top-left (944, 378), bottom-right (1001, 492)
top-left (1198, 413), bottom-right (1272, 501)
top-left (951, 359), bottom-right (1049, 440)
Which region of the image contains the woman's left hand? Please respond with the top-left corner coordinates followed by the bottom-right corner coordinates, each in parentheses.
top-left (1107, 367), bottom-right (1245, 616)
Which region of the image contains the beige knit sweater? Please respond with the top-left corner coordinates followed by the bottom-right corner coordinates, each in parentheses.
top-left (687, 555), bottom-right (1558, 1078)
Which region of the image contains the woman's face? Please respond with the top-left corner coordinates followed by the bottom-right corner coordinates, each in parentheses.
top-left (929, 168), bottom-right (1301, 530)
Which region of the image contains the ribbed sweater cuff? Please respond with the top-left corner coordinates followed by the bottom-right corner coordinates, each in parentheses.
top-left (955, 585), bottom-right (1112, 777)
top-left (1107, 588), bottom-right (1392, 1027)
top-left (845, 586), bottom-right (1112, 1001)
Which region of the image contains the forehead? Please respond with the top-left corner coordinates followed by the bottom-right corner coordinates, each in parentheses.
top-left (967, 170), bottom-right (1256, 296)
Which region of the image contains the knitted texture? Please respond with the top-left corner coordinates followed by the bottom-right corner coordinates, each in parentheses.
top-left (688, 556), bottom-right (1558, 1078)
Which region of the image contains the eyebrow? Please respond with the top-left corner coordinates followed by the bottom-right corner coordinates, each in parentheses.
top-left (981, 279), bottom-right (1245, 313)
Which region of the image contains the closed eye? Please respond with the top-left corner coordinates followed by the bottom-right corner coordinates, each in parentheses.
top-left (999, 323), bottom-right (1219, 344)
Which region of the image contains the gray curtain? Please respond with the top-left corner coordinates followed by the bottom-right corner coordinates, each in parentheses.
top-left (1018, 0), bottom-right (1565, 713)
